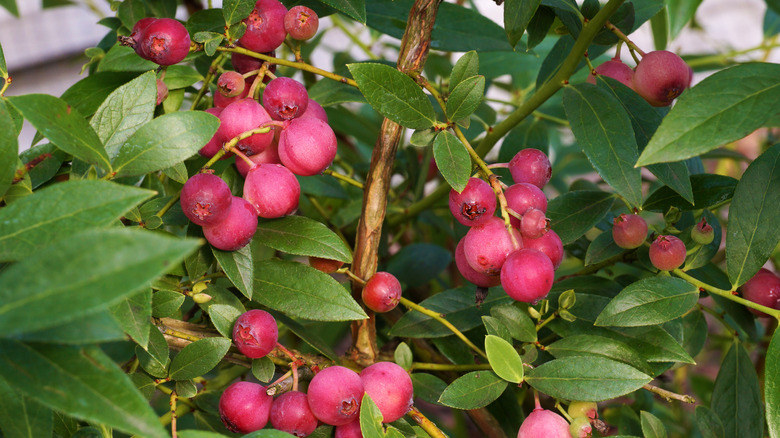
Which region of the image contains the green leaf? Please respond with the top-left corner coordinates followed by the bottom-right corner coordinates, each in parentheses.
top-left (504, 0), bottom-right (541, 47)
top-left (319, 0), bottom-right (365, 23)
top-left (241, 431), bottom-right (298, 438)
top-left (117, 0), bottom-right (145, 31)
top-left (60, 72), bottom-right (139, 117)
top-left (490, 304), bottom-right (537, 343)
top-left (640, 411), bottom-right (667, 438)
top-left (347, 63), bottom-right (436, 130)
top-left (595, 277), bottom-right (700, 327)
top-left (359, 393), bottom-right (385, 438)
top-left (547, 190), bottom-right (615, 245)
top-left (7, 94), bottom-right (111, 171)
top-left (711, 342), bottom-right (764, 438)
top-left (15, 311), bottom-right (126, 345)
top-left (0, 180), bottom-right (154, 261)
top-left (525, 356), bottom-right (652, 402)
top-left (482, 316), bottom-right (512, 342)
top-left (91, 71), bottom-right (157, 160)
top-left (307, 79), bottom-right (366, 106)
top-left (650, 7), bottom-right (668, 51)
top-left (643, 174), bottom-right (737, 213)
top-left (0, 100), bottom-right (18, 199)
top-left (252, 259), bottom-right (367, 321)
top-left (112, 111), bottom-right (220, 177)
top-left (667, 0), bottom-right (703, 38)
top-left (213, 238), bottom-right (273, 299)
top-left (222, 0), bottom-right (254, 25)
top-left (546, 334), bottom-right (651, 375)
top-left (0, 229), bottom-right (199, 337)
top-left (726, 143), bottom-right (780, 287)
top-left (438, 371), bottom-right (508, 409)
top-left (446, 76), bottom-right (485, 123)
top-left (269, 311), bottom-right (339, 362)
top-left (585, 231), bottom-right (625, 266)
top-left (637, 63), bottom-right (780, 166)
top-left (450, 51), bottom-right (479, 93)
top-left (0, 341), bottom-right (168, 438)
top-left (484, 335), bottom-right (524, 383)
top-left (193, 32), bottom-right (224, 56)
top-left (765, 330), bottom-right (780, 438)
top-left (432, 131), bottom-right (471, 193)
top-left (169, 337), bottom-right (231, 380)
top-left (207, 304), bottom-right (243, 339)
top-left (386, 242), bottom-right (452, 288)
top-left (394, 342), bottom-right (413, 370)
top-left (0, 0), bottom-right (18, 17)
top-left (411, 373), bottom-right (448, 405)
top-left (252, 357), bottom-right (276, 383)
top-left (0, 41), bottom-right (7, 76)
top-left (136, 327), bottom-right (169, 378)
top-left (98, 45), bottom-right (157, 73)
top-left (0, 375), bottom-right (52, 438)
top-left (563, 83), bottom-right (643, 207)
top-left (152, 290), bottom-right (185, 318)
top-left (695, 406), bottom-right (725, 438)
top-left (109, 289), bottom-right (153, 348)
top-left (254, 216), bottom-right (352, 263)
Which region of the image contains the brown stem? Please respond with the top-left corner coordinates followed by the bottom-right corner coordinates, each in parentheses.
top-left (467, 407), bottom-right (510, 438)
top-left (348, 0), bottom-right (442, 366)
top-left (642, 383), bottom-right (696, 404)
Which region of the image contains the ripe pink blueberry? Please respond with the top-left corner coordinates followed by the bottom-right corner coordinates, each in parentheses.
top-left (219, 381), bottom-right (273, 434)
top-left (199, 107), bottom-right (225, 158)
top-left (612, 213), bottom-right (648, 249)
top-left (243, 163), bottom-right (300, 218)
top-left (740, 268), bottom-right (780, 317)
top-left (517, 406), bottom-right (570, 438)
top-left (239, 0), bottom-right (288, 53)
top-left (134, 18), bottom-right (190, 66)
top-left (463, 217), bottom-right (522, 276)
top-left (202, 196), bottom-right (258, 251)
top-left (362, 272), bottom-right (402, 313)
top-left (214, 78), bottom-right (251, 108)
top-left (334, 419), bottom-right (363, 438)
top-left (519, 208), bottom-right (549, 240)
top-left (649, 235), bottom-right (687, 271)
top-left (500, 249), bottom-right (554, 303)
top-left (284, 6), bottom-right (319, 40)
top-left (509, 149), bottom-right (552, 189)
top-left (522, 229), bottom-right (564, 270)
top-left (269, 391), bottom-right (319, 437)
top-left (448, 177), bottom-right (497, 227)
top-left (263, 77), bottom-right (309, 120)
top-left (298, 98), bottom-right (328, 123)
top-left (217, 98), bottom-right (275, 155)
top-left (633, 50), bottom-right (692, 107)
top-left (180, 173), bottom-right (233, 226)
top-left (307, 366), bottom-right (364, 426)
top-left (278, 117), bottom-right (338, 176)
top-left (360, 362), bottom-right (414, 423)
top-left (235, 142), bottom-right (281, 177)
top-left (587, 58), bottom-right (634, 89)
top-left (217, 71), bottom-right (246, 98)
top-left (504, 183), bottom-right (548, 229)
top-left (232, 309), bottom-right (278, 358)
top-left (454, 238), bottom-right (501, 288)
top-left (130, 17), bottom-right (156, 42)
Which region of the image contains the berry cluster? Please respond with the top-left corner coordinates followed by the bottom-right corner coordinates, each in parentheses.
top-left (450, 149), bottom-right (562, 304)
top-left (587, 50), bottom-right (692, 107)
top-left (612, 213), bottom-right (689, 272)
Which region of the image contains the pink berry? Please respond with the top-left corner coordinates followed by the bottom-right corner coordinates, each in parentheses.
top-left (235, 142), bottom-right (281, 177)
top-left (522, 229), bottom-right (564, 270)
top-left (501, 249), bottom-right (554, 303)
top-left (649, 235), bottom-right (686, 271)
top-left (517, 407), bottom-right (570, 438)
top-left (587, 58), bottom-right (635, 89)
top-left (448, 177), bottom-right (497, 227)
top-left (217, 71), bottom-right (246, 98)
top-left (284, 6), bottom-right (319, 40)
top-left (243, 163), bottom-right (300, 218)
top-left (213, 78), bottom-right (251, 108)
top-left (180, 173), bottom-right (233, 226)
top-left (463, 217), bottom-right (522, 276)
top-left (219, 381), bottom-right (273, 434)
top-left (199, 108), bottom-right (228, 158)
top-left (307, 366), bottom-right (364, 426)
top-left (308, 256), bottom-right (345, 274)
top-left (335, 419), bottom-right (363, 438)
top-left (130, 17), bottom-right (157, 59)
top-left (740, 268), bottom-right (780, 317)
top-left (156, 79), bottom-right (168, 105)
top-left (232, 309), bottom-right (278, 359)
top-left (217, 98), bottom-right (274, 156)
top-left (239, 0), bottom-right (288, 53)
top-left (362, 272), bottom-right (402, 313)
top-left (633, 50), bottom-right (692, 107)
top-left (278, 117), bottom-right (337, 176)
top-left (269, 391), bottom-right (318, 437)
top-left (455, 237), bottom-right (501, 288)
top-left (360, 362), bottom-right (414, 423)
top-left (520, 208), bottom-right (549, 239)
top-left (134, 18), bottom-right (190, 66)
top-left (263, 77), bottom-right (309, 121)
top-left (612, 213), bottom-right (648, 249)
top-left (202, 196), bottom-right (258, 251)
top-left (298, 98), bottom-right (328, 123)
top-left (505, 183), bottom-right (548, 229)
top-left (509, 149), bottom-right (552, 189)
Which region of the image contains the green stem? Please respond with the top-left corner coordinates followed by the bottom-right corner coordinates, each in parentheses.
top-left (399, 296), bottom-right (488, 359)
top-left (0, 77), bottom-right (10, 97)
top-left (673, 269), bottom-right (780, 320)
top-left (410, 362), bottom-right (493, 372)
top-left (536, 313), bottom-right (556, 332)
top-left (686, 42), bottom-right (780, 68)
top-left (156, 195), bottom-right (180, 219)
top-left (192, 54), bottom-right (225, 110)
top-left (332, 15), bottom-right (378, 60)
top-left (323, 169), bottom-right (364, 189)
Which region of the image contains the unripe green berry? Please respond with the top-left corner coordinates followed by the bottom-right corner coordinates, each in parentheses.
top-left (192, 281), bottom-right (210, 295)
top-left (569, 416), bottom-right (592, 438)
top-left (567, 401), bottom-right (598, 420)
top-left (691, 218), bottom-right (715, 245)
top-left (192, 293), bottom-right (212, 304)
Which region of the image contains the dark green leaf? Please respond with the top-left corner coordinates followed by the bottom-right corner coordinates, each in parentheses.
top-left (223, 0), bottom-right (254, 25)
top-left (0, 41), bottom-right (7, 75)
top-left (98, 45), bottom-right (157, 73)
top-left (765, 330), bottom-right (780, 438)
top-left (318, 0), bottom-right (365, 22)
top-left (0, 375), bottom-right (52, 438)
top-left (595, 277), bottom-right (699, 327)
top-left (547, 190), bottom-right (615, 245)
top-left (667, 0), bottom-right (703, 37)
top-left (7, 94), bottom-right (111, 171)
top-left (546, 334), bottom-right (651, 375)
top-left (306, 79), bottom-right (366, 106)
top-left (386, 243), bottom-right (452, 288)
top-left (60, 72), bottom-right (139, 117)
top-left (526, 6), bottom-right (555, 49)
top-left (136, 327), bottom-right (169, 378)
top-left (169, 337), bottom-right (231, 380)
top-left (644, 174), bottom-right (737, 213)
top-left (490, 304), bottom-right (537, 343)
top-left (347, 63), bottom-right (436, 130)
top-left (411, 373), bottom-right (448, 405)
top-left (15, 311), bottom-right (126, 345)
top-left (253, 259), bottom-right (367, 321)
top-left (255, 216), bottom-right (352, 263)
top-left (649, 7), bottom-right (668, 51)
top-left (504, 0), bottom-right (541, 47)
top-left (525, 356), bottom-right (651, 402)
top-left (252, 357), bottom-right (276, 383)
top-left (438, 371), bottom-right (508, 409)
top-left (213, 238), bottom-right (273, 299)
top-left (695, 406), bottom-right (725, 438)
top-left (726, 143), bottom-right (780, 287)
top-left (432, 131), bottom-right (471, 193)
top-left (0, 180), bottom-right (153, 261)
top-left (269, 311), bottom-right (339, 362)
top-left (176, 380), bottom-right (198, 398)
top-left (109, 289), bottom-right (153, 348)
top-left (450, 51), bottom-right (479, 92)
top-left (207, 304), bottom-right (243, 339)
top-left (484, 335), bottom-right (524, 383)
top-left (563, 83), bottom-right (643, 207)
top-left (640, 411), bottom-right (667, 438)
top-left (152, 290), bottom-right (185, 318)
top-left (637, 63), bottom-right (780, 166)
top-left (91, 71), bottom-right (157, 160)
top-left (446, 76), bottom-right (484, 123)
top-left (0, 0), bottom-right (18, 17)
top-left (113, 111), bottom-right (219, 177)
top-left (482, 316), bottom-right (512, 342)
top-left (0, 100), bottom-right (18, 199)
top-left (584, 230), bottom-right (625, 266)
top-left (711, 342), bottom-right (764, 438)
top-left (0, 341), bottom-right (168, 438)
top-left (117, 0), bottom-right (145, 30)
top-left (0, 229), bottom-right (199, 337)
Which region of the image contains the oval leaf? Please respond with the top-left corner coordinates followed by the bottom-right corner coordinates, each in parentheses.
top-left (546, 334), bottom-right (651, 375)
top-left (433, 131), bottom-right (471, 193)
top-left (525, 356), bottom-right (652, 402)
top-left (696, 405), bottom-right (725, 438)
top-left (450, 51), bottom-right (479, 92)
top-left (726, 143), bottom-right (780, 287)
top-left (212, 238), bottom-right (272, 300)
top-left (252, 259), bottom-right (367, 321)
top-left (0, 375), bottom-right (52, 438)
top-left (446, 75), bottom-right (485, 122)
top-left (169, 337), bottom-right (231, 380)
top-left (595, 277), bottom-right (700, 327)
top-left (222, 0), bottom-right (254, 25)
top-left (347, 63), bottom-right (436, 130)
top-left (711, 342), bottom-right (764, 438)
top-left (485, 335), bottom-right (524, 383)
top-left (505, 0), bottom-right (542, 47)
top-left (255, 216), bottom-right (352, 263)
top-left (765, 330), bottom-right (780, 438)
top-left (641, 411), bottom-right (668, 438)
top-left (644, 174), bottom-right (737, 213)
top-left (438, 371), bottom-right (508, 409)
top-left (547, 190), bottom-right (615, 245)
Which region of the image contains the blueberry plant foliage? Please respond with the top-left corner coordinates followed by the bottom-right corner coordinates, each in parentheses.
top-left (1, 0), bottom-right (780, 437)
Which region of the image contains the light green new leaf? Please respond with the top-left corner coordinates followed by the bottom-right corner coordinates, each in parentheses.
top-left (433, 131), bottom-right (471, 193)
top-left (726, 143), bottom-right (780, 287)
top-left (109, 289), bottom-right (153, 349)
top-left (641, 411), bottom-right (668, 438)
top-left (438, 371), bottom-right (508, 409)
top-left (446, 75), bottom-right (485, 123)
top-left (348, 63), bottom-right (436, 130)
top-left (637, 63), bottom-right (780, 166)
top-left (485, 335), bottom-right (524, 383)
top-left (222, 0), bottom-right (254, 25)
top-left (765, 330), bottom-right (780, 438)
top-left (255, 216), bottom-right (352, 263)
top-left (595, 277), bottom-right (700, 327)
top-left (359, 393), bottom-right (384, 438)
top-left (169, 337), bottom-right (231, 380)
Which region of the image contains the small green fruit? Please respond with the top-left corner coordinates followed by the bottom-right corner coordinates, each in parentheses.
top-left (691, 218), bottom-right (715, 245)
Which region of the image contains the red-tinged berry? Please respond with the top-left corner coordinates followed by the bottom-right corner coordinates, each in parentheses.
top-left (214, 78), bottom-right (251, 108)
top-left (740, 268), bottom-right (780, 317)
top-left (156, 78), bottom-right (168, 105)
top-left (232, 309), bottom-right (278, 358)
top-left (180, 173), bottom-right (233, 226)
top-left (243, 163), bottom-right (300, 218)
top-left (449, 177), bottom-right (497, 227)
top-left (455, 237), bottom-right (501, 288)
top-left (284, 6), bottom-right (319, 40)
top-left (278, 117), bottom-right (337, 176)
top-left (263, 77), bottom-right (309, 120)
top-left (509, 148), bottom-right (552, 189)
top-left (235, 141), bottom-right (281, 177)
top-left (463, 217), bottom-right (522, 276)
top-left (587, 58), bottom-right (634, 89)
top-left (633, 50), bottom-right (692, 107)
top-left (269, 391), bottom-right (318, 437)
top-left (239, 0), bottom-right (288, 53)
top-left (135, 18), bottom-right (190, 66)
top-left (219, 381), bottom-right (273, 434)
top-left (522, 229), bottom-right (564, 270)
top-left (505, 182), bottom-right (547, 229)
top-left (309, 256), bottom-right (345, 274)
top-left (612, 213), bottom-right (648, 249)
top-left (568, 401), bottom-right (598, 420)
top-left (649, 235), bottom-right (686, 271)
top-left (202, 196), bottom-right (258, 251)
top-left (217, 71), bottom-right (246, 98)
top-left (517, 407), bottom-right (570, 438)
top-left (520, 208), bottom-right (549, 239)
top-left (199, 107), bottom-right (228, 158)
top-left (335, 419), bottom-right (363, 438)
top-left (360, 362), bottom-right (414, 423)
top-left (298, 98), bottom-right (328, 123)
top-left (307, 366), bottom-right (364, 426)
top-left (362, 272), bottom-right (402, 313)
top-left (217, 98), bottom-right (274, 155)
top-left (501, 249), bottom-right (554, 303)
